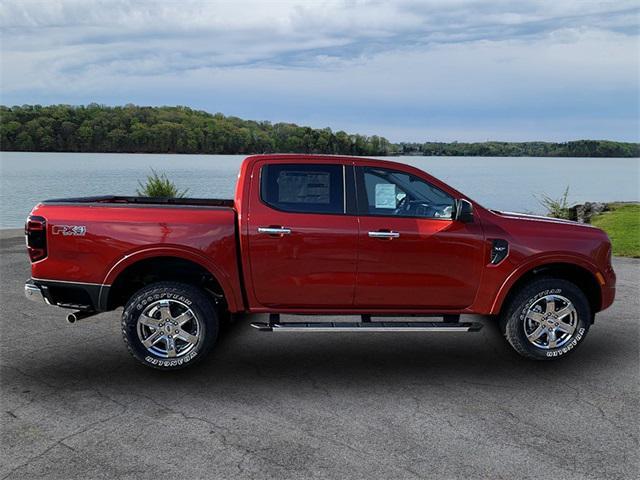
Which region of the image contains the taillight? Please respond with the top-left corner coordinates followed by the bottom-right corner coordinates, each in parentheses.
top-left (25, 215), bottom-right (47, 262)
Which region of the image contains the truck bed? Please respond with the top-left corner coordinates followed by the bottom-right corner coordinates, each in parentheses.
top-left (27, 196), bottom-right (244, 312)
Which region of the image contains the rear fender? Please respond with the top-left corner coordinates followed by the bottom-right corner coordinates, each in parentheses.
top-left (100, 246), bottom-right (242, 312)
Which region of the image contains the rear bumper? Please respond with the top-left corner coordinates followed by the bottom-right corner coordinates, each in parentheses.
top-left (24, 281), bottom-right (50, 305)
top-left (24, 278), bottom-right (105, 311)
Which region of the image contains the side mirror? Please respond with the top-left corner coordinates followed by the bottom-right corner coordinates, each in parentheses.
top-left (455, 199), bottom-right (474, 223)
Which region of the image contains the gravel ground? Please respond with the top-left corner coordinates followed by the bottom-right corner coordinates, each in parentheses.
top-left (1, 229), bottom-right (638, 480)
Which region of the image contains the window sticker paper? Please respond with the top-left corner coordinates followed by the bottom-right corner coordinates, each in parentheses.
top-left (375, 183), bottom-right (396, 209)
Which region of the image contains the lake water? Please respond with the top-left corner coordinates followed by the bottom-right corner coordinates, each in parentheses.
top-left (1, 152), bottom-right (638, 228)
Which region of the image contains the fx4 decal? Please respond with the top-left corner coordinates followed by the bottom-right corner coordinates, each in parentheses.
top-left (52, 225), bottom-right (87, 236)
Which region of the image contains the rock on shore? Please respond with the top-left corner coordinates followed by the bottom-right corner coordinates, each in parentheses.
top-left (568, 202), bottom-right (608, 223)
top-left (568, 201), bottom-right (639, 223)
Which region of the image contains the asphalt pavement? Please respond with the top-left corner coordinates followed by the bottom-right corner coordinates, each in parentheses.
top-left (1, 229), bottom-right (638, 479)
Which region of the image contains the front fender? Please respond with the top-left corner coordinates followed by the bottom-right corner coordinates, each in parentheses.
top-left (489, 252), bottom-right (603, 315)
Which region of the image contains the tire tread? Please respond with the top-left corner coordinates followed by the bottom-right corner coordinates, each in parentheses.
top-left (500, 277), bottom-right (590, 361)
top-left (121, 281), bottom-right (218, 370)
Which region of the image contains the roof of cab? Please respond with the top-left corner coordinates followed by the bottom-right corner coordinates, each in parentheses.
top-left (242, 153), bottom-right (410, 169)
top-left (239, 154), bottom-right (470, 205)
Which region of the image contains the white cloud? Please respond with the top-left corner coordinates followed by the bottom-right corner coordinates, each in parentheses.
top-left (0, 0), bottom-right (638, 141)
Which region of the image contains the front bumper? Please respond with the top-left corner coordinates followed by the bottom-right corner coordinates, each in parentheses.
top-left (600, 285), bottom-right (616, 312)
top-left (599, 265), bottom-right (617, 312)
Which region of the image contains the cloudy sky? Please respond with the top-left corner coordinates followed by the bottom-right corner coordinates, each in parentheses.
top-left (1, 0), bottom-right (638, 142)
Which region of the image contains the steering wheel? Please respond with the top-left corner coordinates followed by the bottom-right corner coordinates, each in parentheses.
top-left (394, 195), bottom-right (409, 214)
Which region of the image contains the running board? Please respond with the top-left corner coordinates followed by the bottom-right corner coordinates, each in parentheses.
top-left (250, 321), bottom-right (483, 333)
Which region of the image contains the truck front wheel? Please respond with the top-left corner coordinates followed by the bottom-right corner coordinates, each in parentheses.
top-left (500, 278), bottom-right (591, 360)
top-left (121, 282), bottom-right (219, 370)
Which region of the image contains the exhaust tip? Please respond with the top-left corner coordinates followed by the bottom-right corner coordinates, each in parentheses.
top-left (65, 310), bottom-right (96, 323)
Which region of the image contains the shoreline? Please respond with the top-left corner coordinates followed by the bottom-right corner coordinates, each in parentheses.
top-left (0, 228), bottom-right (22, 239)
top-left (2, 150), bottom-right (640, 159)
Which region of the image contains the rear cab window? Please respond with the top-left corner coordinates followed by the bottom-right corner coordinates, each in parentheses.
top-left (260, 164), bottom-right (345, 214)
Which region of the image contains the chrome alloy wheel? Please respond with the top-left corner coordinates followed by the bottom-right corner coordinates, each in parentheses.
top-left (524, 294), bottom-right (578, 349)
top-left (136, 299), bottom-right (202, 358)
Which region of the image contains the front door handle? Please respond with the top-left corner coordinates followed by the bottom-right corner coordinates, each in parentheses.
top-left (258, 227), bottom-right (292, 235)
top-left (368, 231), bottom-right (400, 239)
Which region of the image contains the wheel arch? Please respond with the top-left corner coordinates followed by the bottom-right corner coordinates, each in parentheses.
top-left (492, 260), bottom-right (602, 319)
top-left (100, 248), bottom-right (242, 312)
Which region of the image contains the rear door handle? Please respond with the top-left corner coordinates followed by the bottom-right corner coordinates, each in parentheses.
top-left (258, 227), bottom-right (291, 235)
top-left (368, 231), bottom-right (400, 239)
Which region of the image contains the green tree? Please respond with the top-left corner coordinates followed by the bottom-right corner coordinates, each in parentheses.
top-left (0, 104), bottom-right (638, 157)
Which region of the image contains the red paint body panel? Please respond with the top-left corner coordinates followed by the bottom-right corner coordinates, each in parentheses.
top-left (470, 209), bottom-right (616, 314)
top-left (356, 216), bottom-right (484, 309)
top-left (242, 157), bottom-right (359, 308)
top-left (28, 154), bottom-right (616, 316)
top-left (29, 204), bottom-right (244, 312)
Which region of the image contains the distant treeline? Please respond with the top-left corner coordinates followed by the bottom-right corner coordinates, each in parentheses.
top-left (0, 104), bottom-right (393, 156)
top-left (1, 104), bottom-right (638, 157)
top-left (397, 140), bottom-right (639, 158)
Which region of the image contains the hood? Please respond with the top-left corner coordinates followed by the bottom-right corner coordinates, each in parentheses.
top-left (491, 210), bottom-right (597, 228)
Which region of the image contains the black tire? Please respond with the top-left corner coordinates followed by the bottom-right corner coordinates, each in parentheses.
top-left (121, 282), bottom-right (219, 370)
top-left (500, 277), bottom-right (591, 360)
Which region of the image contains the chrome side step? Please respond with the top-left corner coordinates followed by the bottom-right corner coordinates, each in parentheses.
top-left (250, 321), bottom-right (482, 333)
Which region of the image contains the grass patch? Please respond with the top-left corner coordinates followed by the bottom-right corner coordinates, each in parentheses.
top-left (591, 203), bottom-right (640, 258)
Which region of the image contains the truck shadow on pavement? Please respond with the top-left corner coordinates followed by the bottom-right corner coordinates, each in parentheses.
top-left (6, 313), bottom-right (621, 396)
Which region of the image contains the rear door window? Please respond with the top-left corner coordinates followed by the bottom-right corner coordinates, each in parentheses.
top-left (260, 164), bottom-right (345, 214)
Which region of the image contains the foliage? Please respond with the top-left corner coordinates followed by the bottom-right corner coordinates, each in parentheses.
top-left (1, 104), bottom-right (638, 157)
top-left (591, 203), bottom-right (640, 258)
top-left (136, 169), bottom-right (188, 198)
top-left (397, 140), bottom-right (639, 158)
top-left (537, 186), bottom-right (572, 219)
top-left (0, 104), bottom-right (393, 155)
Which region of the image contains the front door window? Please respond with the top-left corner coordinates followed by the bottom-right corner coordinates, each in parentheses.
top-left (361, 167), bottom-right (454, 219)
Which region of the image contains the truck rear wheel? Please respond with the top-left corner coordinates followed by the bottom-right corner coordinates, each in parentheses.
top-left (121, 282), bottom-right (218, 370)
top-left (500, 278), bottom-right (591, 360)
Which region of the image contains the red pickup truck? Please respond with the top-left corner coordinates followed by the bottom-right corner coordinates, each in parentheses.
top-left (25, 154), bottom-right (616, 370)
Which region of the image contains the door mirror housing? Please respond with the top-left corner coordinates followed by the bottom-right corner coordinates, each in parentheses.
top-left (455, 199), bottom-right (474, 223)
